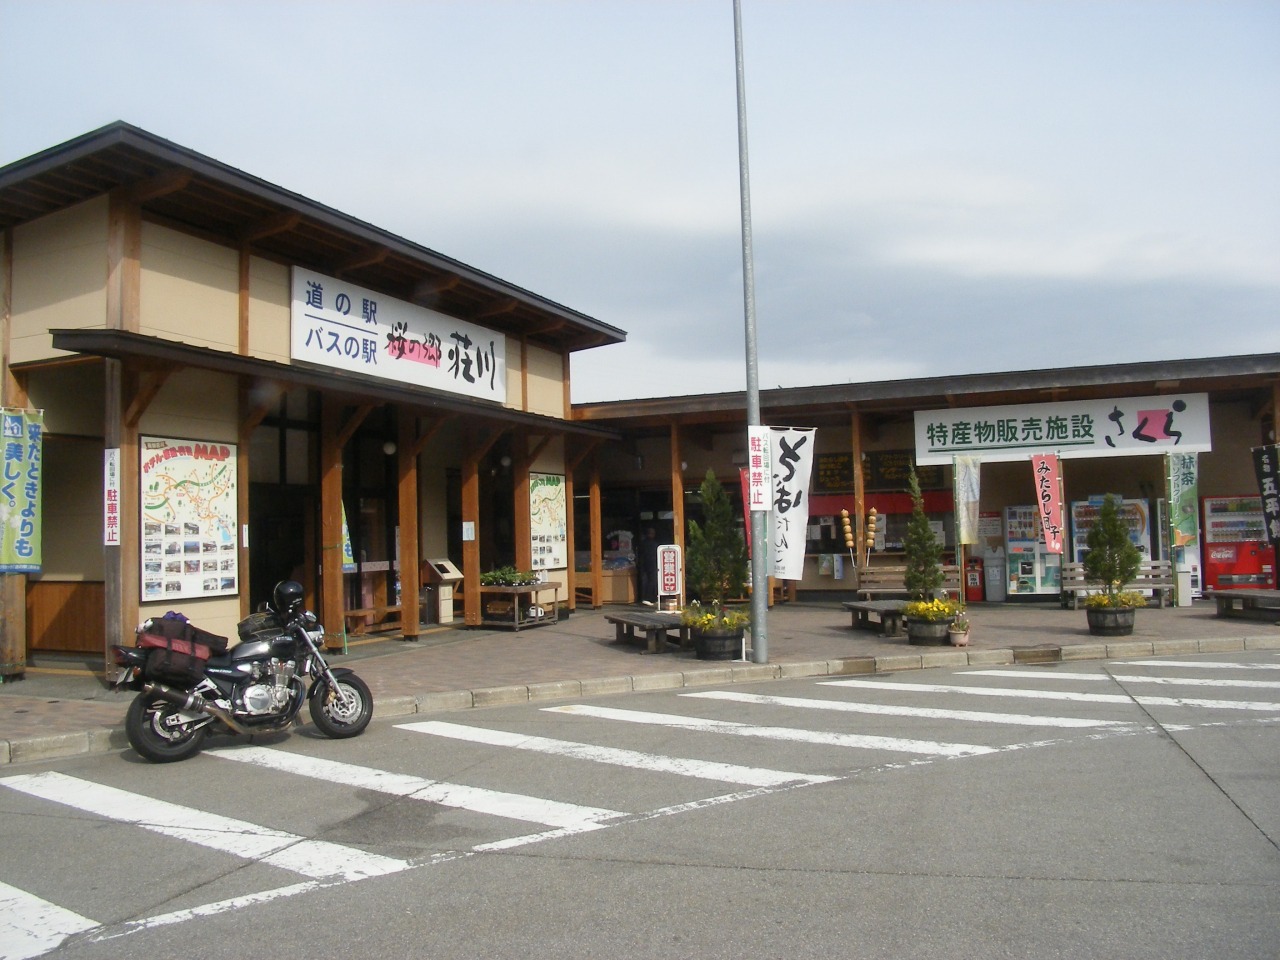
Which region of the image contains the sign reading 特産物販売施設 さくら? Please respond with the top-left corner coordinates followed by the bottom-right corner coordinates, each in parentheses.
top-left (913, 394), bottom-right (1211, 466)
top-left (290, 266), bottom-right (507, 404)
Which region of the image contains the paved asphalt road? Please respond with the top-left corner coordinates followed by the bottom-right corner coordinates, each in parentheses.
top-left (2, 651), bottom-right (1278, 960)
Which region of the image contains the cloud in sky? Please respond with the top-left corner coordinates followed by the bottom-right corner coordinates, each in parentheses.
top-left (2, 0), bottom-right (1277, 401)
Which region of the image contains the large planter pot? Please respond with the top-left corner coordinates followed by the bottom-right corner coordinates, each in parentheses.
top-left (693, 627), bottom-right (744, 660)
top-left (1086, 606), bottom-right (1136, 637)
top-left (906, 618), bottom-right (953, 645)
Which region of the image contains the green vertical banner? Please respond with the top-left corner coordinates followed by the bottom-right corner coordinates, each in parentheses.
top-left (1, 408), bottom-right (44, 572)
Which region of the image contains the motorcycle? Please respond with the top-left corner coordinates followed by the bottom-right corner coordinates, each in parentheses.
top-left (112, 580), bottom-right (373, 763)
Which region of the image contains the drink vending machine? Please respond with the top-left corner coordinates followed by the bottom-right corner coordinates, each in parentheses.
top-left (1201, 496), bottom-right (1275, 590)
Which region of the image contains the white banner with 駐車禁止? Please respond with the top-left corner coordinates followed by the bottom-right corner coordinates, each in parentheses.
top-left (769, 427), bottom-right (815, 580)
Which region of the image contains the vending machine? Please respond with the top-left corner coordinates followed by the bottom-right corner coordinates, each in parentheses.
top-left (1004, 505), bottom-right (1061, 597)
top-left (1201, 495), bottom-right (1276, 590)
top-left (1069, 498), bottom-right (1153, 563)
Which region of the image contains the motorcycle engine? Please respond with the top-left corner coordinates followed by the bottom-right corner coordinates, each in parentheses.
top-left (239, 658), bottom-right (297, 715)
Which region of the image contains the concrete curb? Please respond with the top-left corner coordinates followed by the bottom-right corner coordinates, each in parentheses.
top-left (4, 634), bottom-right (1278, 765)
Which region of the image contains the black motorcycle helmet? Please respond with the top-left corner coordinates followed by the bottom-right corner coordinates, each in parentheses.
top-left (271, 580), bottom-right (306, 619)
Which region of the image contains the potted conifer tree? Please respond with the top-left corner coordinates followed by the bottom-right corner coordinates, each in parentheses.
top-left (1081, 493), bottom-right (1144, 636)
top-left (682, 470), bottom-right (750, 660)
top-left (902, 466), bottom-right (957, 644)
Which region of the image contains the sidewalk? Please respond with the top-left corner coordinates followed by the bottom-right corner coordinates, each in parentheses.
top-left (2, 599), bottom-right (1277, 765)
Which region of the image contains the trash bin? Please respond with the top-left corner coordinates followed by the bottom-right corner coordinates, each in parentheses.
top-left (1176, 569), bottom-right (1193, 607)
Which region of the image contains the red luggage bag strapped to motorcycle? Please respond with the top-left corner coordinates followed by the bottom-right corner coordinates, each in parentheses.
top-left (137, 616), bottom-right (229, 685)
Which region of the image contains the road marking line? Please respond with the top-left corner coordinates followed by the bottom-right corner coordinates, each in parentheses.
top-left (397, 720), bottom-right (836, 786)
top-left (683, 690), bottom-right (1130, 728)
top-left (207, 745), bottom-right (621, 828)
top-left (822, 679), bottom-right (1280, 712)
top-left (1114, 660), bottom-right (1280, 670)
top-left (542, 704), bottom-right (996, 757)
top-left (0, 880), bottom-right (99, 960)
top-left (966, 669), bottom-right (1280, 689)
top-left (0, 772), bottom-right (406, 882)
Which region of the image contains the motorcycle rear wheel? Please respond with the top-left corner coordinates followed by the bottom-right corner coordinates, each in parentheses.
top-left (126, 693), bottom-right (208, 763)
top-left (309, 673), bottom-right (372, 739)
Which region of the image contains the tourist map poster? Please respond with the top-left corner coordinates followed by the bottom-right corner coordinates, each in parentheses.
top-left (140, 436), bottom-right (238, 601)
top-left (528, 473), bottom-right (567, 570)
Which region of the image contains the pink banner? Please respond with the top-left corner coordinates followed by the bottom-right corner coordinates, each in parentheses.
top-left (1030, 453), bottom-right (1064, 553)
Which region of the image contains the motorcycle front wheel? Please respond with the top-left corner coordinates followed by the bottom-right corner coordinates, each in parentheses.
top-left (308, 673), bottom-right (373, 739)
top-left (125, 693), bottom-right (208, 763)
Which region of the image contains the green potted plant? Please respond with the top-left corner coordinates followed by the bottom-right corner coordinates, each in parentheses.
top-left (948, 607), bottom-right (972, 646)
top-left (683, 469), bottom-right (750, 660)
top-left (902, 465), bottom-right (953, 644)
top-left (1081, 494), bottom-right (1144, 636)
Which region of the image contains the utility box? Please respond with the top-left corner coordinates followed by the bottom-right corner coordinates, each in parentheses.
top-left (421, 558), bottom-right (464, 624)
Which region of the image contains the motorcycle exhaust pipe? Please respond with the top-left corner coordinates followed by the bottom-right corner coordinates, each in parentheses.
top-left (143, 682), bottom-right (250, 736)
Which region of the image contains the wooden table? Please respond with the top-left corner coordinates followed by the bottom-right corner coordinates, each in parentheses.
top-left (604, 610), bottom-right (691, 654)
top-left (842, 599), bottom-right (908, 637)
top-left (478, 581), bottom-right (561, 631)
top-left (1211, 588), bottom-right (1280, 621)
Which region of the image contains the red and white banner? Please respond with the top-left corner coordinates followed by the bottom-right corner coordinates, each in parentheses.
top-left (1030, 453), bottom-right (1064, 554)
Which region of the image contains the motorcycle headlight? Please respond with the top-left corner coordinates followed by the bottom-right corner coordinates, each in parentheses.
top-left (306, 627), bottom-right (325, 646)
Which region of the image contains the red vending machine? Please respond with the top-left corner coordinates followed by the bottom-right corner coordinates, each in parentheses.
top-left (1201, 495), bottom-right (1276, 590)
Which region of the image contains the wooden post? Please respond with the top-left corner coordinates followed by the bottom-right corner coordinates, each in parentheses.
top-left (0, 226), bottom-right (24, 678)
top-left (589, 456), bottom-right (603, 608)
top-left (319, 395), bottom-right (346, 648)
top-left (397, 411), bottom-right (420, 639)
top-left (461, 428), bottom-right (501, 626)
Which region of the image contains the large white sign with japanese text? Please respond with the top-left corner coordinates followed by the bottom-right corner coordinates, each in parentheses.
top-left (290, 267), bottom-right (507, 403)
top-left (914, 393), bottom-right (1211, 465)
top-left (140, 437), bottom-right (238, 601)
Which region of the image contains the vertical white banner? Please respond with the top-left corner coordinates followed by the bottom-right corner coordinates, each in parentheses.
top-left (953, 455), bottom-right (981, 545)
top-left (746, 426), bottom-right (771, 511)
top-left (104, 448), bottom-right (120, 546)
top-left (769, 427), bottom-right (815, 580)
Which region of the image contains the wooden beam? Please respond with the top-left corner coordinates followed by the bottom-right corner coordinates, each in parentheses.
top-left (319, 395), bottom-right (346, 648)
top-left (565, 438), bottom-right (602, 474)
top-left (589, 455), bottom-right (603, 608)
top-left (127, 168), bottom-right (193, 203)
top-left (669, 423), bottom-right (685, 557)
top-left (405, 413), bottom-right (451, 460)
top-left (107, 190), bottom-right (141, 333)
top-left (336, 402), bottom-right (375, 448)
top-left (518, 434), bottom-right (552, 472)
top-left (0, 227), bottom-right (23, 677)
top-left (241, 211), bottom-right (301, 243)
top-left (513, 433), bottom-right (532, 572)
top-left (335, 245), bottom-right (390, 275)
top-left (475, 297), bottom-right (519, 320)
top-left (412, 275), bottom-right (460, 303)
top-left (123, 368), bottom-right (174, 428)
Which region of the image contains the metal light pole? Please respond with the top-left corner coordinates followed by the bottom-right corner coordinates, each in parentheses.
top-left (733, 0), bottom-right (768, 663)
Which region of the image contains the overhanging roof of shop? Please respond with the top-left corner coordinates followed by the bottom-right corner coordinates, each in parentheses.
top-left (0, 122), bottom-right (626, 354)
top-left (50, 329), bottom-right (620, 441)
top-left (573, 353), bottom-right (1280, 435)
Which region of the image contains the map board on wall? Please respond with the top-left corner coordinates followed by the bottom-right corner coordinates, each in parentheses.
top-left (529, 473), bottom-right (568, 571)
top-left (140, 436), bottom-right (238, 601)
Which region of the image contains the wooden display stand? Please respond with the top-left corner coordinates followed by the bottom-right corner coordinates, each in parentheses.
top-left (479, 581), bottom-right (562, 631)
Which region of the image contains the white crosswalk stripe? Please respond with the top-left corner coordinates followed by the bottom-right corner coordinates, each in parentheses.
top-left (0, 880), bottom-right (99, 960)
top-left (542, 703), bottom-right (997, 756)
top-left (966, 669), bottom-right (1280, 689)
top-left (1114, 660), bottom-right (1280, 670)
top-left (206, 745), bottom-right (623, 828)
top-left (682, 689), bottom-right (1132, 728)
top-left (397, 719), bottom-right (837, 786)
top-left (0, 772), bottom-right (408, 881)
top-left (821, 678), bottom-right (1280, 711)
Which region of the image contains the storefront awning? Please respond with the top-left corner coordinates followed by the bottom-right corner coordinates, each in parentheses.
top-left (47, 328), bottom-right (621, 441)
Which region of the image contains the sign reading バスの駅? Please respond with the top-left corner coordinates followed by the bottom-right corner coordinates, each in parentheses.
top-left (913, 394), bottom-right (1211, 465)
top-left (290, 267), bottom-right (507, 403)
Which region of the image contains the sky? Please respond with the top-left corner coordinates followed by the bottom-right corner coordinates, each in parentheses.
top-left (2, 0), bottom-right (1277, 403)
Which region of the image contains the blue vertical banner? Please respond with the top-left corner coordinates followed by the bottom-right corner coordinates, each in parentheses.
top-left (1, 408), bottom-right (44, 573)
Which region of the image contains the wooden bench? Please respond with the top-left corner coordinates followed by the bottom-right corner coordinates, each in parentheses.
top-left (1060, 560), bottom-right (1175, 609)
top-left (604, 610), bottom-right (691, 654)
top-left (842, 599), bottom-right (907, 637)
top-left (854, 565), bottom-right (961, 600)
top-left (1210, 588), bottom-right (1280, 621)
top-left (343, 605), bottom-right (402, 635)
